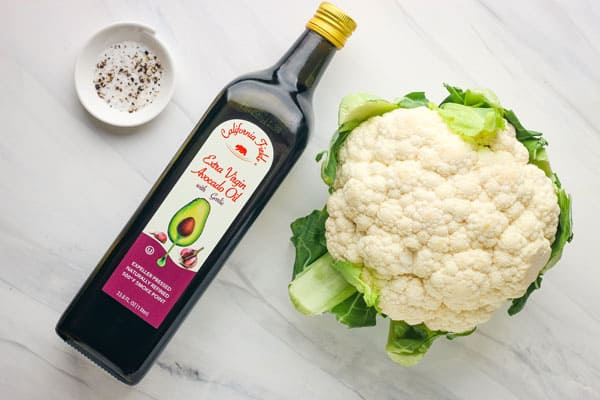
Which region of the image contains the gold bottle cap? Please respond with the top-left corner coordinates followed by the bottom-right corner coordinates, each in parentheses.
top-left (306, 2), bottom-right (357, 49)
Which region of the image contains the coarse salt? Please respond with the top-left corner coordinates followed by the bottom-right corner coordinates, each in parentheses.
top-left (94, 40), bottom-right (163, 113)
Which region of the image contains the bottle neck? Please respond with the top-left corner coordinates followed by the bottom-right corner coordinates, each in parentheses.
top-left (275, 30), bottom-right (337, 95)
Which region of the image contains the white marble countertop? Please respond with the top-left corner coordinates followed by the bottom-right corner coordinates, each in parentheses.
top-left (1, 1), bottom-right (598, 399)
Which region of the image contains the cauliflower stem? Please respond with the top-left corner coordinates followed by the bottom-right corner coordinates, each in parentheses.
top-left (288, 85), bottom-right (573, 365)
top-left (289, 208), bottom-right (378, 327)
top-left (289, 252), bottom-right (357, 316)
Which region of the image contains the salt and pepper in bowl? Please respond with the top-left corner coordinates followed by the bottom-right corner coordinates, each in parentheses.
top-left (75, 22), bottom-right (175, 127)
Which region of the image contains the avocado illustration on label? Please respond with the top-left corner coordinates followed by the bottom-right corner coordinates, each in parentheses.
top-left (156, 198), bottom-right (210, 267)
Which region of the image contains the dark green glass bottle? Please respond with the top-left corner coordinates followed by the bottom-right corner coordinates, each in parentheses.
top-left (56, 2), bottom-right (355, 385)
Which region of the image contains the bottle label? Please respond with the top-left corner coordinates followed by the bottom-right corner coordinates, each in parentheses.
top-left (102, 119), bottom-right (273, 328)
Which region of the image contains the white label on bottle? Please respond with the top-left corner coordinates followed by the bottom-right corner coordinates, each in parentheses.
top-left (102, 119), bottom-right (273, 328)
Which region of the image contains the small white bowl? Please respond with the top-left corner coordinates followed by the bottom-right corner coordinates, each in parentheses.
top-left (75, 22), bottom-right (175, 127)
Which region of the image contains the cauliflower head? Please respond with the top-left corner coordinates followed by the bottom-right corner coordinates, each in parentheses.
top-left (325, 107), bottom-right (560, 332)
top-left (288, 86), bottom-right (572, 366)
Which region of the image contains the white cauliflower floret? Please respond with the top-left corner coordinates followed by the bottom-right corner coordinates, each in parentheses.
top-left (325, 107), bottom-right (560, 332)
